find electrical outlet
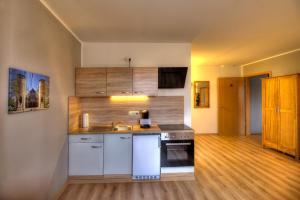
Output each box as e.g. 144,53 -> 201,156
128,110 -> 140,116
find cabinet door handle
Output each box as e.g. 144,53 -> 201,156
81,138 -> 90,140
91,145 -> 102,148
120,136 -> 131,139
158,136 -> 161,148
121,91 -> 131,94
96,91 -> 105,94
134,91 -> 144,94
166,143 -> 191,146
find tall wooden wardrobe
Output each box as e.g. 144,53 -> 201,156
262,74 -> 299,159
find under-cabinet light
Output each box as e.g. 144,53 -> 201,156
110,96 -> 149,101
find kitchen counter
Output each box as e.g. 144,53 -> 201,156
69,125 -> 161,135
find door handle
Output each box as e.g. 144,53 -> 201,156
120,136 -> 131,139
91,145 -> 102,148
96,91 -> 105,94
80,138 -> 91,141
166,143 -> 191,146
158,136 -> 161,148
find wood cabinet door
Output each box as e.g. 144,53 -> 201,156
277,75 -> 297,155
262,78 -> 279,149
133,67 -> 158,96
218,77 -> 245,136
107,68 -> 132,96
75,68 -> 107,97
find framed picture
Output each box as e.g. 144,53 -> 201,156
8,68 -> 50,113
194,81 -> 209,108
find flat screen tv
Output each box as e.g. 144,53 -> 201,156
158,67 -> 188,89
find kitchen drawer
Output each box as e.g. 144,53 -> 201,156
69,134 -> 104,143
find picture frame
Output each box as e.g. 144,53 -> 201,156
8,67 -> 50,113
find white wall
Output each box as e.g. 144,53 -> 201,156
243,50 -> 300,77
191,65 -> 241,134
0,1 -> 81,199
82,42 -> 192,126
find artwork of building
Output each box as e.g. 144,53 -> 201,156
8,68 -> 49,113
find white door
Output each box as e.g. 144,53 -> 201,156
69,143 -> 103,176
104,134 -> 132,175
132,134 -> 161,178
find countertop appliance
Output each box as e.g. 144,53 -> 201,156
140,109 -> 151,128
158,67 -> 188,89
159,124 -> 194,167
132,134 -> 161,180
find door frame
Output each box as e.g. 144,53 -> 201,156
245,72 -> 272,136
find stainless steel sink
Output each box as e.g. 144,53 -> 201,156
112,125 -> 132,131
88,126 -> 114,132
88,124 -> 132,132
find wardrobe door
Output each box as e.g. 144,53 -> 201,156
277,75 -> 297,155
262,78 -> 279,149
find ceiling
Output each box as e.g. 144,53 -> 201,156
42,0 -> 300,66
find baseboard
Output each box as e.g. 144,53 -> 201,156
195,132 -> 218,135
161,172 -> 195,181
68,172 -> 195,184
250,133 -> 262,135
53,180 -> 69,200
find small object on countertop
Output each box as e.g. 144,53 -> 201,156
82,113 -> 89,128
140,119 -> 151,128
140,109 -> 151,128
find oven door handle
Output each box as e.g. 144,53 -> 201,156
166,143 -> 191,146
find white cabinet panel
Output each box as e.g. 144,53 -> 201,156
69,134 -> 103,143
132,134 -> 161,179
69,142 -> 103,176
104,134 -> 132,175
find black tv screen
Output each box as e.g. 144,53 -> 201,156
158,67 -> 188,89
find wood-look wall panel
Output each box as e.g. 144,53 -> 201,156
69,96 -> 184,128
68,97 -> 82,132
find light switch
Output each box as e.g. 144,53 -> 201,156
128,111 -> 140,116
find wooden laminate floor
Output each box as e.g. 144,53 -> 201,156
58,135 -> 300,200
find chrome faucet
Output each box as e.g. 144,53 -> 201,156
112,121 -> 125,128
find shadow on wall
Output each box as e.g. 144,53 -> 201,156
47,136 -> 69,200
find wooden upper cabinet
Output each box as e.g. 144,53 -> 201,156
277,75 -> 297,155
75,68 -> 107,97
133,67 -> 158,96
107,68 -> 133,96
262,78 -> 279,149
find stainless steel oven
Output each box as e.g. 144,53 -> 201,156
160,131 -> 194,167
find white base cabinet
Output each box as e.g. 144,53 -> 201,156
104,134 -> 132,175
69,135 -> 104,176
